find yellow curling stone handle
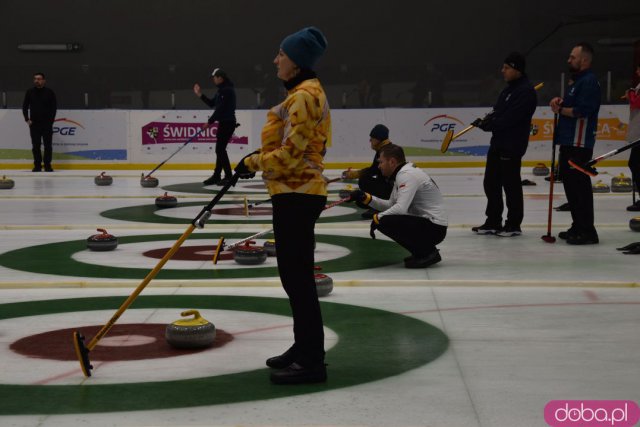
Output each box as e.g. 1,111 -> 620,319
171,309 -> 211,327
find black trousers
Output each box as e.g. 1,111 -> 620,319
629,145 -> 640,194
213,121 -> 235,178
377,215 -> 447,257
483,148 -> 524,228
29,123 -> 53,168
560,145 -> 596,234
271,192 -> 327,366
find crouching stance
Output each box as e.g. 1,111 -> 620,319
350,144 -> 448,268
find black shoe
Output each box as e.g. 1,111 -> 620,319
566,232 -> 599,245
32,167 -> 41,172
266,347 -> 297,369
521,179 -> 536,186
270,362 -> 327,385
558,227 -> 577,240
496,225 -> 522,237
627,201 -> 640,212
555,202 -> 570,212
202,175 -> 221,186
44,166 -> 54,172
361,208 -> 376,219
472,223 -> 501,235
404,250 -> 441,268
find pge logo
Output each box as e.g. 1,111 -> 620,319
53,118 -> 85,136
424,114 -> 464,134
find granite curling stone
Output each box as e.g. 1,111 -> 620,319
263,239 -> 276,256
592,180 -> 610,193
165,310 -> 216,349
155,192 -> 178,208
532,163 -> 550,177
630,217 -> 640,232
94,172 -> 113,186
234,241 -> 267,265
314,266 -> 333,297
87,228 -> 118,251
140,173 -> 159,188
0,175 -> 15,190
611,173 -> 633,193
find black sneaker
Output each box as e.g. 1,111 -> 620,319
44,166 -> 54,172
558,227 -> 577,240
202,175 -> 221,186
555,202 -> 570,212
404,250 -> 441,268
627,201 -> 640,212
496,226 -> 522,237
32,167 -> 41,172
566,232 -> 599,245
270,362 -> 327,385
266,347 -> 297,369
472,223 -> 501,235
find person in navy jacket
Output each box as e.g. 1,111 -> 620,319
550,42 -> 601,244
471,52 -> 537,237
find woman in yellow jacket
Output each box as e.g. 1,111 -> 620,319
235,27 -> 330,385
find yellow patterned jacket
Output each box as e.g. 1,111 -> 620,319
244,77 -> 331,196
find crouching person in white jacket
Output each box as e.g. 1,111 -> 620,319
349,144 -> 448,268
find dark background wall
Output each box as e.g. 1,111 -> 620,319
1,0 -> 639,108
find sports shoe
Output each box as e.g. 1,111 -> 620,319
496,226 -> 522,237
627,201 -> 640,212
404,250 -> 441,268
32,167 -> 41,172
270,362 -> 327,385
566,232 -> 599,245
266,347 -> 297,369
554,202 -> 570,212
558,227 -> 577,240
202,175 -> 221,186
472,223 -> 501,235
44,166 -> 54,172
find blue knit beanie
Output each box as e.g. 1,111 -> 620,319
280,27 -> 328,69
369,124 -> 389,141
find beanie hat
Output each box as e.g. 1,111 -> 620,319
211,68 -> 227,79
369,124 -> 389,141
504,52 -> 526,73
280,27 -> 328,69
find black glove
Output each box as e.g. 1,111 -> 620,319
471,118 -> 483,128
234,151 -> 258,179
369,217 -> 378,239
349,189 -> 370,203
472,112 -> 494,131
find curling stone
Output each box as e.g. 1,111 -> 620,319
140,173 -> 159,188
0,175 -> 15,190
631,217 -> 640,232
592,180 -> 610,193
165,310 -> 216,349
611,173 -> 633,193
263,239 -> 276,256
314,266 -> 333,297
532,163 -> 550,177
94,171 -> 113,186
155,192 -> 178,208
338,184 -> 354,200
86,228 -> 118,251
234,241 -> 267,265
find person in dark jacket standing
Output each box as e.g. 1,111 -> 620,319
194,68 -> 237,186
550,42 -> 601,245
471,52 -> 537,236
341,124 -> 394,218
22,72 -> 57,172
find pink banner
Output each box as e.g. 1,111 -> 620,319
141,122 -> 247,145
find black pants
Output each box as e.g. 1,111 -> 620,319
377,215 -> 447,257
560,145 -> 596,234
629,145 -> 640,194
271,192 -> 327,366
213,121 -> 235,179
483,148 -> 523,228
29,123 -> 53,169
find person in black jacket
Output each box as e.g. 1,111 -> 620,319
471,52 -> 537,236
194,68 -> 237,186
22,72 -> 57,172
341,124 -> 394,218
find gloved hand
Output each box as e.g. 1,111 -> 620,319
369,214 -> 379,239
348,189 -> 370,204
234,151 -> 259,179
471,118 -> 483,128
342,169 -> 359,180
